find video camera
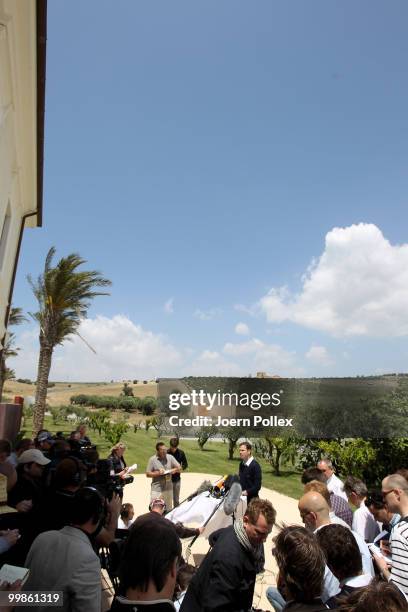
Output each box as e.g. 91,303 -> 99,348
89,459 -> 134,500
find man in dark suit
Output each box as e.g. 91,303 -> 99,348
238,441 -> 262,504
167,437 -> 188,507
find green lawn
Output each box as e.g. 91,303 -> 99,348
22,416 -> 303,500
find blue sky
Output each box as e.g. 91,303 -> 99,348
10,0 -> 408,380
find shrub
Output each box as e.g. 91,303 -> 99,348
70,394 -> 89,406
121,382 -> 134,397
102,421 -> 129,446
50,406 -> 61,425
87,410 -> 111,435
140,396 -> 157,415
118,397 -> 140,412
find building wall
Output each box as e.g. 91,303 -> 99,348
0,0 -> 40,347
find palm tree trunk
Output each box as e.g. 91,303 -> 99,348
32,342 -> 53,436
0,352 -> 5,402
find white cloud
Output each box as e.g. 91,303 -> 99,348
235,322 -> 250,336
185,350 -> 242,376
223,338 -> 303,376
234,303 -> 258,316
259,223 -> 408,337
224,338 -> 264,356
164,298 -> 174,314
194,308 -> 222,321
305,345 -> 333,366
10,315 -> 183,381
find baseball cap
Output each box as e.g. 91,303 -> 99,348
18,449 -> 51,466
37,431 -> 53,443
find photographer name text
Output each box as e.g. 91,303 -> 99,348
168,415 -> 293,427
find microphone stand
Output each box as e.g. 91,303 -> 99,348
165,475 -> 224,516
185,496 -> 226,562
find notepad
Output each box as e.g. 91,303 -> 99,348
0,564 -> 29,585
124,463 -> 138,475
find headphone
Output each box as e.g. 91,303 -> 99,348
149,498 -> 167,512
57,456 -> 87,486
73,486 -> 105,526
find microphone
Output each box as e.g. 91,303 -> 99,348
212,475 -> 228,495
224,481 -> 242,516
187,480 -> 213,502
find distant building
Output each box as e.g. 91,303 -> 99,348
0,0 -> 46,359
256,372 -> 281,379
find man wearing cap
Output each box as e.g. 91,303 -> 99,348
36,431 -> 54,457
8,449 -> 50,513
3,450 -> 50,565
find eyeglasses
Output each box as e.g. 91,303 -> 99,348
382,489 -> 394,500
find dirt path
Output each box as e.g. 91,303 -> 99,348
122,472 -> 301,610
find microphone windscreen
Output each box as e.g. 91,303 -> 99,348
197,480 -> 213,495
224,474 -> 240,491
187,480 -> 213,501
224,482 -> 242,515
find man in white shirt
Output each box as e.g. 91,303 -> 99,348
344,476 -> 380,543
303,480 -> 350,529
298,491 -> 374,579
317,458 -> 348,501
315,523 -> 372,608
266,490 -> 341,612
373,474 -> 408,596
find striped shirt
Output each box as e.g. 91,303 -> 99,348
390,519 -> 408,595
330,492 -> 353,527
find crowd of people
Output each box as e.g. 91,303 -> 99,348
0,430 -> 407,611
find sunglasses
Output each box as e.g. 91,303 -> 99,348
381,489 -> 394,500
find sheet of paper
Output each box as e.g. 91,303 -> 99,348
0,564 -> 29,585
368,543 -> 391,563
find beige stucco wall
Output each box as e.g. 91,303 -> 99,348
0,0 -> 39,346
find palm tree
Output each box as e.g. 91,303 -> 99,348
0,307 -> 28,401
28,247 -> 111,435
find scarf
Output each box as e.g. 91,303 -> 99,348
234,518 -> 265,573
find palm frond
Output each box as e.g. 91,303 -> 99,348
29,247 -> 111,347
8,307 -> 28,327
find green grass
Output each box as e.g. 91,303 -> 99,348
21,416 -> 303,500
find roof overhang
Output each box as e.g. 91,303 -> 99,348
35,0 -> 46,228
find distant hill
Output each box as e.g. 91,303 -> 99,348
3,380 -> 158,406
